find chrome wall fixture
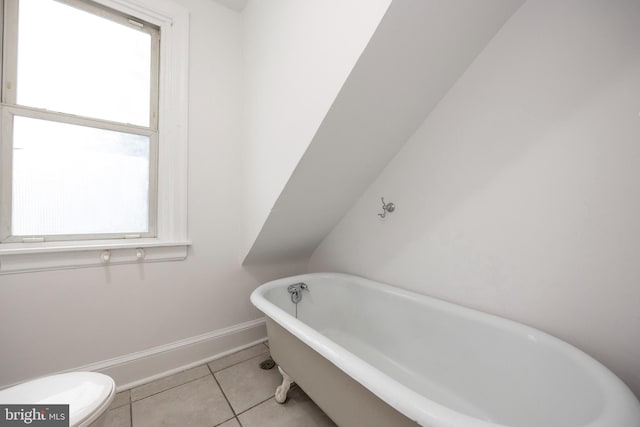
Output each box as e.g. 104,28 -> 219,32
287,282 -> 309,319
378,197 -> 396,219
287,282 -> 309,304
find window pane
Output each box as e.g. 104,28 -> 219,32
12,116 -> 150,236
17,0 -> 152,126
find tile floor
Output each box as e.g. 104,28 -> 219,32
102,343 -> 336,427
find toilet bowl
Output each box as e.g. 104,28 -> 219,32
0,372 -> 115,427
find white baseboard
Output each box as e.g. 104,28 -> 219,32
69,318 -> 267,391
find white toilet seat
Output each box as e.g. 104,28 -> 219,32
0,372 -> 115,427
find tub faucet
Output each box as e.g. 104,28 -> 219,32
287,282 -> 309,304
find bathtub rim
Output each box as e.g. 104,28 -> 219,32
250,272 -> 640,427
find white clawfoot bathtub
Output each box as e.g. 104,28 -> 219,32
250,273 -> 640,427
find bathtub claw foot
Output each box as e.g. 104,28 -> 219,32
275,366 -> 293,403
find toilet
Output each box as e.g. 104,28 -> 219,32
0,372 -> 115,427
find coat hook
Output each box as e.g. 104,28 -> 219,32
378,197 -> 396,219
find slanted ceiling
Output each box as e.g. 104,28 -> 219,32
243,0 -> 525,264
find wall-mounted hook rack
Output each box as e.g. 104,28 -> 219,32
378,197 -> 396,219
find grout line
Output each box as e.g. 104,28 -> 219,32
209,348 -> 271,375
127,346 -> 274,425
129,392 -> 133,427
212,415 -> 237,427
131,371 -> 212,403
235,395 -> 275,417
232,381 -> 301,418
129,365 -> 211,396
209,363 -> 238,417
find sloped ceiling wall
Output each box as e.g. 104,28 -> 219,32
243,0 -> 525,264
241,0 -> 392,260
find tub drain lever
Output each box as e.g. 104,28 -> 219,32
287,282 -> 309,304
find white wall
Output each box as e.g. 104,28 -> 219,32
310,0 -> 640,398
243,0 -> 524,265
241,0 -> 391,259
0,0 -> 304,388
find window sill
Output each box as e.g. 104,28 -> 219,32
0,238 -> 191,274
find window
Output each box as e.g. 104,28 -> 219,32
0,0 -> 190,273
2,0 -> 159,242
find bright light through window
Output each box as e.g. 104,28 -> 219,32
17,0 -> 152,126
12,116 -> 150,236
1,0 -> 159,242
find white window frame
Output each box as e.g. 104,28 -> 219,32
0,0 -> 190,273
1,0 -> 161,243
